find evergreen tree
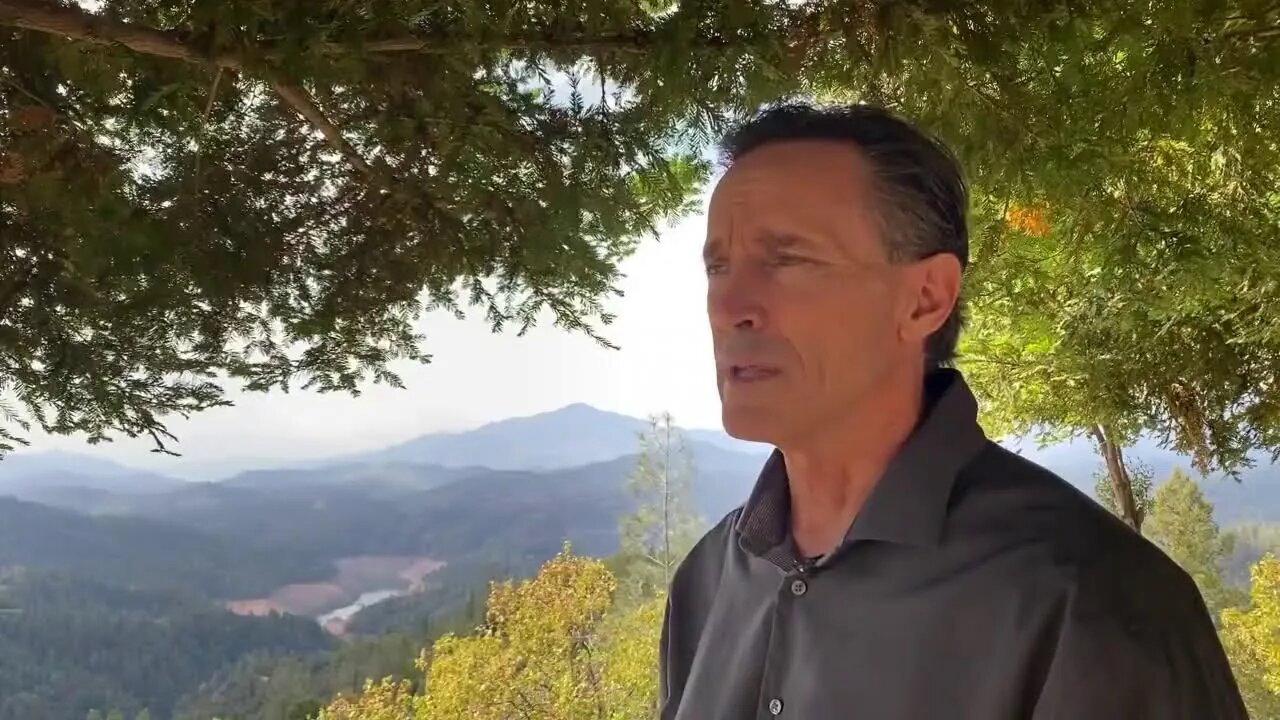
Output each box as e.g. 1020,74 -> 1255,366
617,412 -> 702,599
4,0 -> 1280,464
1144,469 -> 1241,617
0,568 -> 333,720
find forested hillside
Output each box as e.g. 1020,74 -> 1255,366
0,569 -> 334,720
175,600 -> 493,720
0,409 -> 754,719
0,497 -> 331,598
174,635 -> 422,720
3,444 -> 758,570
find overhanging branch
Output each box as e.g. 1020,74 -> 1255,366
0,1 -> 381,181
271,80 -> 373,177
0,0 -> 243,68
0,0 -> 670,62
349,35 -> 660,55
0,0 -> 790,190
0,0 -> 771,64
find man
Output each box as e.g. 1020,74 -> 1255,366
659,104 -> 1247,719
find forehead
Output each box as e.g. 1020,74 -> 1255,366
708,139 -> 875,222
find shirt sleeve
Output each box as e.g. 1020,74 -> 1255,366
1031,566 -> 1248,720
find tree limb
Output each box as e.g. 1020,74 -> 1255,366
201,67 -> 224,118
0,0 -> 770,65
0,2 -> 371,178
0,0 -> 666,62
0,0 -> 243,68
270,80 -> 373,177
0,0 -> 606,182
0,71 -> 56,111
1092,423 -> 1143,531
190,67 -> 224,190
349,35 -> 660,55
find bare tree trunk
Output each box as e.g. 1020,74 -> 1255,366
662,415 -> 672,587
1090,424 -> 1144,532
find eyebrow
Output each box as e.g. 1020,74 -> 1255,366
703,231 -> 814,262
702,236 -> 726,262
759,231 -> 812,251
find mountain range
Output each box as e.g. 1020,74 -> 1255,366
0,405 -> 771,614
5,402 -> 1280,538
330,403 -> 769,471
0,404 -> 770,486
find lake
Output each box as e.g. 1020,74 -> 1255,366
317,588 -> 401,625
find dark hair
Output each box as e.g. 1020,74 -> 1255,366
719,103 -> 969,368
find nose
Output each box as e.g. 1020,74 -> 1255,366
707,270 -> 766,332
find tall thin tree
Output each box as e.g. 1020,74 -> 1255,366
618,412 -> 702,595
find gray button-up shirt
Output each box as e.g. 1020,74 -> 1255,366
660,370 -> 1246,719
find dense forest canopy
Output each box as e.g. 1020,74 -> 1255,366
0,567 -> 334,720
3,0 -> 1279,471
0,496 -> 333,597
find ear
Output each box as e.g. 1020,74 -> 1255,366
898,254 -> 962,345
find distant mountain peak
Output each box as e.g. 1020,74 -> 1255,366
323,400 -> 766,473
0,451 -> 183,492
519,402 -> 626,421
0,450 -> 134,476
558,402 -> 597,412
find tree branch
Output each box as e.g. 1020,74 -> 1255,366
270,80 -> 373,177
0,2 -> 378,179
0,0 -> 665,62
0,0 -> 622,184
0,0 -> 769,66
0,0 -> 243,68
349,35 -> 661,55
1221,20 -> 1280,41
190,67 -> 223,190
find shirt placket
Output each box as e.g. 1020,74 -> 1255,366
755,557 -> 813,719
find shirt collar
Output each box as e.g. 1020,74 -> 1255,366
734,369 -> 988,564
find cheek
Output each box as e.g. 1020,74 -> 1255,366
782,285 -> 898,366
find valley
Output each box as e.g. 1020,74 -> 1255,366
0,404 -> 766,720
7,403 -> 1280,719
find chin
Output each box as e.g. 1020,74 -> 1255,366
720,405 -> 780,444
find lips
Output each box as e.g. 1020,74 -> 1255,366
728,364 -> 781,382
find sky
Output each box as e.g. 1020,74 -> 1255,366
17,193 -> 727,477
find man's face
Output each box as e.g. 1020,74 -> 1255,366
704,140 -> 948,446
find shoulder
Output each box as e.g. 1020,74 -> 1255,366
670,507 -> 740,600
950,442 -> 1201,618
662,508 -> 740,673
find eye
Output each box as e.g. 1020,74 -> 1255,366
771,254 -> 810,267
704,260 -> 728,276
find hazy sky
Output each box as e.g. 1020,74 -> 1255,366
20,192 -> 726,476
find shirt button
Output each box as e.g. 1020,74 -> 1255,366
768,697 -> 784,715
790,579 -> 808,596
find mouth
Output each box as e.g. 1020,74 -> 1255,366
727,364 -> 782,383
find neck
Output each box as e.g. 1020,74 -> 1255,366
782,365 -> 926,557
